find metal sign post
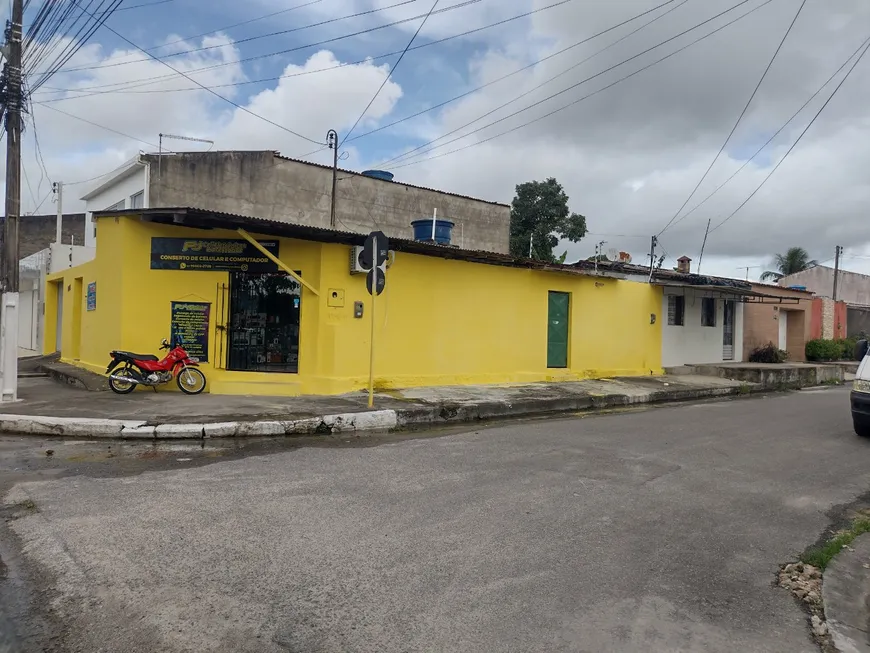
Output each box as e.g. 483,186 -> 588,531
362,231 -> 388,408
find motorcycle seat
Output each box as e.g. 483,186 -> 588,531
112,351 -> 159,362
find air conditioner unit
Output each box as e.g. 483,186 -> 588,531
349,245 -> 396,274
350,246 -> 367,274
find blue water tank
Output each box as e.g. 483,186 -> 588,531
411,219 -> 455,245
361,169 -> 394,182
788,285 -> 807,291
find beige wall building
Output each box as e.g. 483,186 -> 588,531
742,284 -> 814,361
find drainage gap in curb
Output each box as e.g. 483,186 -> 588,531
778,492 -> 870,652
776,561 -> 829,648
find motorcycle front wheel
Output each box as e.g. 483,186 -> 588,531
177,367 -> 206,395
109,367 -> 137,394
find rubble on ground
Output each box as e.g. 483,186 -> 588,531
778,562 -> 831,647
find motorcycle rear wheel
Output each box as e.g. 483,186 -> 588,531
177,367 -> 206,395
109,367 -> 137,394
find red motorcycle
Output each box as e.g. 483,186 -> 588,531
106,338 -> 206,395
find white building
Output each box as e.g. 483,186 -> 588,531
81,155 -> 149,247
592,257 -> 748,369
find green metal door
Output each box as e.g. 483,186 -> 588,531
547,291 -> 570,368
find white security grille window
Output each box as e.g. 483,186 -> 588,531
105,200 -> 125,211
667,295 -> 685,326
130,191 -> 144,209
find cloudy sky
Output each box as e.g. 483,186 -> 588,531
11,0 -> 870,281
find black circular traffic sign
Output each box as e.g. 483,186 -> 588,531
366,267 -> 385,296
361,231 -> 389,270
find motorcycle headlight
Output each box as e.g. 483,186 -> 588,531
855,380 -> 870,394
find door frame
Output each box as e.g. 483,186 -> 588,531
723,299 -> 735,361
547,291 -> 570,369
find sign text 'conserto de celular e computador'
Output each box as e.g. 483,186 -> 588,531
150,238 -> 280,273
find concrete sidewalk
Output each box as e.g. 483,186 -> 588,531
0,374 -> 758,439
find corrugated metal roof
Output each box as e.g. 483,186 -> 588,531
578,260 -> 754,291
93,207 -> 597,275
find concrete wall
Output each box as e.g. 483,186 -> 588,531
661,288 -> 744,367
742,285 -> 813,361
46,215 -> 662,396
848,306 -> 870,338
19,213 -> 86,258
145,152 -> 511,254
781,266 -> 870,305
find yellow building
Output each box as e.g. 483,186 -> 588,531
45,208 -> 663,396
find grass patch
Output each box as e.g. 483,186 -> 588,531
801,516 -> 870,570
737,383 -> 752,396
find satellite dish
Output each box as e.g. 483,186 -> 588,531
607,248 -> 619,261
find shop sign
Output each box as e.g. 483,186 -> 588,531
86,282 -> 96,311
170,301 -> 210,362
151,238 -> 280,272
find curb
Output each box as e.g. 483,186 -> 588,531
0,384 -> 753,440
821,532 -> 870,653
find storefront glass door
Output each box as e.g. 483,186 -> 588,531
227,272 -> 301,373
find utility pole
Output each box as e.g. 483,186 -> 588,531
54,181 -> 63,244
833,245 -> 842,300
697,218 -> 712,275
0,0 -> 22,402
327,129 -> 338,229
648,235 -> 657,283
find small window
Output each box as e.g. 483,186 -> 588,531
130,191 -> 144,209
701,297 -> 716,327
667,295 -> 685,326
105,200 -> 125,211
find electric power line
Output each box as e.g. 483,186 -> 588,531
41,0 -> 322,78
342,0 -> 441,145
708,38 -> 870,234
48,0 -> 479,85
32,0 -> 578,104
657,0 -> 808,237
345,0 -> 687,146
372,0 -> 773,173
64,0 -> 325,145
36,102 -> 164,149
115,0 -> 173,10
377,0 -> 763,170
662,31 -> 870,234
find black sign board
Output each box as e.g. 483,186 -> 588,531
366,267 -> 385,296
360,231 -> 389,270
151,238 -> 280,273
170,302 -> 210,362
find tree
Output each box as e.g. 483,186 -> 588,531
759,247 -> 818,282
509,178 -> 587,262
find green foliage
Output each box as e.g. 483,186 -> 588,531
760,247 -> 818,282
802,517 -> 870,571
805,338 -> 845,361
509,178 -> 587,262
748,343 -> 788,364
837,337 -> 859,361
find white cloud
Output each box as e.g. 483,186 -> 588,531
18,43 -> 403,211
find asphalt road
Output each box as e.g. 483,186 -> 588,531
2,387 -> 869,652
